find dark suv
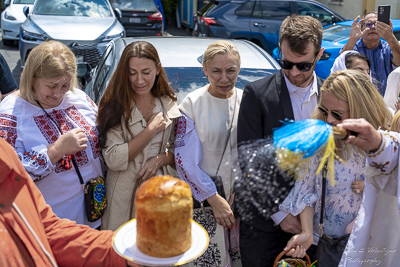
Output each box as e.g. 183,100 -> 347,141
193,0 -> 345,54
110,0 -> 163,37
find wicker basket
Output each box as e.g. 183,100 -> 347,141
273,250 -> 311,267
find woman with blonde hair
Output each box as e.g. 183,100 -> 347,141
390,110 -> 400,132
175,40 -> 242,266
280,70 -> 392,262
0,40 -> 103,228
97,41 -> 181,231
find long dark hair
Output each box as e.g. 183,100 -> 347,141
97,41 -> 176,148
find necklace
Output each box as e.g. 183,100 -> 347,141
139,98 -> 154,119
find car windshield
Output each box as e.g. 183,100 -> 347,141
34,0 -> 112,17
323,24 -> 351,42
165,67 -> 278,103
110,0 -> 156,10
13,0 -> 35,4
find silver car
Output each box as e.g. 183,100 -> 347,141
19,0 -> 125,68
84,36 -> 280,104
1,0 -> 35,46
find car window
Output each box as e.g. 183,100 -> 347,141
34,0 -> 112,17
297,2 -> 340,26
197,1 -> 228,16
93,44 -> 114,103
165,67 -> 277,103
110,0 -> 157,11
323,24 -> 350,42
13,0 -> 35,4
235,1 -> 255,18
253,1 -> 290,20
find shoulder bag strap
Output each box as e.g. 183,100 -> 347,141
35,100 -> 85,190
319,164 -> 328,236
215,89 -> 237,176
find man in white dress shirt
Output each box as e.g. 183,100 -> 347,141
236,15 -> 325,266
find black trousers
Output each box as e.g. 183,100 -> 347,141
239,221 -> 293,267
240,221 -> 317,267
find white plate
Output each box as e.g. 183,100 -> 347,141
113,219 -> 209,266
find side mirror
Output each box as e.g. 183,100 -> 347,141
77,62 -> 92,88
114,8 -> 122,20
23,6 -> 30,17
4,0 -> 11,8
331,16 -> 339,24
77,62 -> 91,78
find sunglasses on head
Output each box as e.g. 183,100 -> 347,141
277,50 -> 320,72
362,22 -> 376,28
318,106 -> 344,121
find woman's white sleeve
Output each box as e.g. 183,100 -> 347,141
175,113 -> 217,202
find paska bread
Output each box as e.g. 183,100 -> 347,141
135,175 -> 193,257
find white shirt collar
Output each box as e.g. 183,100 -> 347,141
284,72 -> 319,100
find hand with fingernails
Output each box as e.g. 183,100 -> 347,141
207,193 -> 236,229
284,231 -> 313,258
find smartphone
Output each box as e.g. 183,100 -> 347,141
378,5 -> 391,25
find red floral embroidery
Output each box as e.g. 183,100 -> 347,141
65,106 -> 100,158
34,107 -> 93,173
175,116 -> 187,148
86,95 -> 97,109
176,152 -> 200,195
0,113 -> 17,147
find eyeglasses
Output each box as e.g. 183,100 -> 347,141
362,22 -> 377,28
277,50 -> 320,72
318,106 -> 345,121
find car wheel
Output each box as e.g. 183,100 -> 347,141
2,38 -> 15,46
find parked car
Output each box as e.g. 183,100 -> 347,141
272,19 -> 400,79
84,36 -> 280,104
110,0 -> 163,37
19,0 -> 125,69
1,0 -> 35,46
192,0 -> 345,54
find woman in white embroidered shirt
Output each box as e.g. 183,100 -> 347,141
0,41 -> 103,228
175,40 -> 243,266
97,41 -> 181,231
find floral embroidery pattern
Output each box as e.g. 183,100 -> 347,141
192,209 -> 222,267
21,151 -> 50,182
65,106 -> 100,158
175,116 -> 186,148
0,113 -> 17,147
175,152 -> 201,195
34,107 -> 92,173
86,95 -> 97,109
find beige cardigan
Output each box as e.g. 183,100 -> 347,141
100,96 -> 181,231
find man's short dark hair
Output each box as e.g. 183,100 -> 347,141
345,52 -> 371,71
279,15 -> 323,55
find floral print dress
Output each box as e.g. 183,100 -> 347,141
280,150 -> 366,243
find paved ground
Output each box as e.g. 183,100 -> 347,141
0,24 -> 192,86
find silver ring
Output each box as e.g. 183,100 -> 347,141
356,189 -> 360,194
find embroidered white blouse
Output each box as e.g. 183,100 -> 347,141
0,90 -> 103,228
340,131 -> 400,267
175,86 -> 243,202
280,150 -> 366,243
